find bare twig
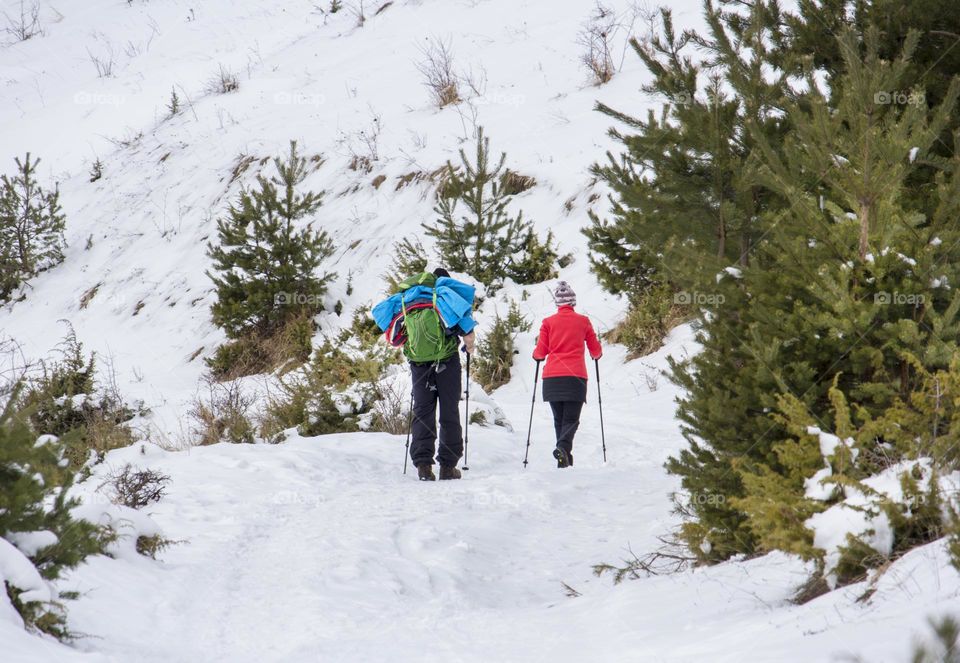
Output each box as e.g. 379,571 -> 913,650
416,36 -> 461,108
3,0 -> 43,42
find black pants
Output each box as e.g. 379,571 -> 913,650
549,401 -> 583,454
410,354 -> 463,467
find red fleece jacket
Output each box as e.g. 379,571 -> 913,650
532,306 -> 602,379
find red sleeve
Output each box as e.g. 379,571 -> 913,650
532,319 -> 549,360
585,318 -> 602,359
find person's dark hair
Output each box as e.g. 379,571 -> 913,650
433,268 -> 450,278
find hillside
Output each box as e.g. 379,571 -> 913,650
2,0 -> 960,661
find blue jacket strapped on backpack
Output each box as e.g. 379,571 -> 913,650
372,276 -> 476,335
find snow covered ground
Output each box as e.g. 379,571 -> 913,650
3,0 -> 960,660
6,326 -> 960,662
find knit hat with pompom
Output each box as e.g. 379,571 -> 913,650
553,281 -> 576,307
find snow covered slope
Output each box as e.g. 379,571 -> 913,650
1,0 -> 697,441
3,0 -> 960,661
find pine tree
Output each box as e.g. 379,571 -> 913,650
167,87 -> 180,116
424,127 -> 557,288
668,27 -> 960,561
1,385 -> 111,638
19,331 -> 139,468
384,237 -> 428,293
0,153 -> 66,301
783,0 -> 960,220
208,141 -> 335,341
509,229 -> 561,285
472,301 -> 531,392
585,1 -> 790,301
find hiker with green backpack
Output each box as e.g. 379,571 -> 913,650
372,268 -> 476,481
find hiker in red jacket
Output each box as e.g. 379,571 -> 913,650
532,281 -> 602,468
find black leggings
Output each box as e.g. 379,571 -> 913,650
549,401 -> 583,454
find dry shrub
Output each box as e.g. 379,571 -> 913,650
416,36 -> 461,108
369,379 -> 410,435
189,376 -> 255,445
207,64 -> 239,94
100,464 -> 170,509
3,1 -> 43,42
578,3 -> 617,85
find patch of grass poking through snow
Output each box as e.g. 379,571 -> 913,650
499,170 -> 537,196
468,410 -> 487,426
136,534 -> 183,560
603,285 -> 688,359
560,582 -> 582,598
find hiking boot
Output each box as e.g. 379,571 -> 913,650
417,464 -> 436,481
553,447 -> 571,468
439,465 -> 462,480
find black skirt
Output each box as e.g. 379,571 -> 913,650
542,376 -> 587,403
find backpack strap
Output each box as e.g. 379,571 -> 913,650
385,301 -> 433,347
432,290 -> 443,358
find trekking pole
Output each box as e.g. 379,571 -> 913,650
463,351 -> 471,471
595,358 -> 607,463
522,360 -> 542,468
403,391 -> 413,475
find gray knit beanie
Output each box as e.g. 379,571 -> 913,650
553,281 -> 577,307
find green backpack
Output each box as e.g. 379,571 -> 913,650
396,273 -> 459,363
